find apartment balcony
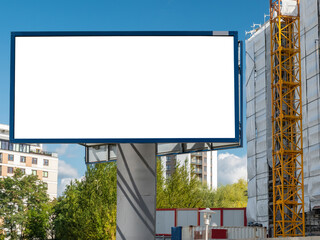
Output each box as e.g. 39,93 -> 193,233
191,159 -> 202,165
193,169 -> 202,174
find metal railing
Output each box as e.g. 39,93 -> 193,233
194,169 -> 202,174
191,159 -> 202,165
29,149 -> 58,157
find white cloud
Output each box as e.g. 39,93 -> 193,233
58,160 -> 78,179
55,144 -> 70,156
58,160 -> 81,196
58,178 -> 73,196
217,153 -> 247,185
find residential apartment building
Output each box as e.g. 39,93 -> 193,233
161,151 -> 217,189
0,124 -> 58,199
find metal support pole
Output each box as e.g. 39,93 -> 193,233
116,143 -> 157,240
205,224 -> 209,240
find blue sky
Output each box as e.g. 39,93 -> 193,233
0,0 -> 269,194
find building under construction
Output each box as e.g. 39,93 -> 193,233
246,0 -> 320,236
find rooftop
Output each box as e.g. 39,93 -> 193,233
0,123 -> 58,158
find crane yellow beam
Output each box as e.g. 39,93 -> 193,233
270,0 -> 305,237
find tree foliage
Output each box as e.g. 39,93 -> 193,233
24,200 -> 56,240
0,158 -> 247,239
210,179 -> 247,208
157,160 -> 209,208
0,169 -> 49,240
156,160 -> 247,209
54,162 -> 117,240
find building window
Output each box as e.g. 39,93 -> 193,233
32,158 -> 38,165
0,165 -> 2,176
204,157 -> 207,163
7,167 -> 14,174
32,170 -> 37,176
8,143 -> 13,151
20,156 -> 26,163
14,144 -> 19,152
1,141 -> 9,150
18,144 -> 29,153
43,171 -> 48,178
0,153 -> 2,163
43,159 -> 49,166
20,168 -> 25,174
204,166 -> 207,172
43,182 -> 48,188
8,154 -> 14,161
166,165 -> 171,171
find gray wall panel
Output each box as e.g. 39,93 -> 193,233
256,154 -> 268,175
247,140 -> 256,157
177,210 -> 198,227
308,100 -> 320,127
306,51 -> 318,79
307,76 -> 319,102
223,210 -> 244,227
248,177 -> 257,198
247,156 -> 256,181
246,115 -> 256,141
305,26 -> 319,56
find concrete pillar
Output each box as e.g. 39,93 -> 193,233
116,143 -> 157,240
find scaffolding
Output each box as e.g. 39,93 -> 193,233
270,0 -> 305,237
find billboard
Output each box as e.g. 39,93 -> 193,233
10,31 -> 241,143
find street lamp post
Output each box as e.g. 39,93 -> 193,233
199,208 -> 216,240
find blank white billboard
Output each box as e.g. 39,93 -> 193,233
11,32 -> 238,143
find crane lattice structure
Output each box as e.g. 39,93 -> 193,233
270,0 -> 305,237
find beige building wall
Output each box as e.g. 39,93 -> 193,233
37,170 -> 43,180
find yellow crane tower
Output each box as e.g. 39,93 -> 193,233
270,0 -> 305,237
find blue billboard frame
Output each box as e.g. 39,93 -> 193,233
10,31 -> 242,144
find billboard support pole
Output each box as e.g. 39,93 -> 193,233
116,143 -> 157,240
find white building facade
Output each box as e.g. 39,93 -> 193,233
161,151 -> 218,189
0,124 -> 58,199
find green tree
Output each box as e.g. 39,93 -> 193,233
54,162 -> 117,240
54,159 -> 247,239
157,160 -> 210,208
210,179 -> 248,208
24,200 -> 56,240
156,159 -> 247,209
0,169 -> 49,240
156,159 -> 166,206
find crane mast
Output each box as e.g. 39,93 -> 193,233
270,0 -> 305,237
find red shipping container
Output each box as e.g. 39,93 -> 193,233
211,229 -> 227,239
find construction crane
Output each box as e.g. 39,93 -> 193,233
270,0 -> 305,237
